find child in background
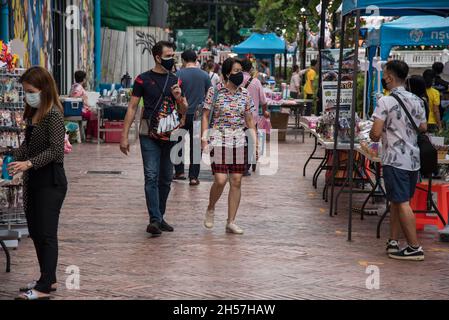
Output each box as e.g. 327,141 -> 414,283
69,71 -> 98,142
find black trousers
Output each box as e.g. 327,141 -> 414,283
175,114 -> 201,179
26,164 -> 67,294
305,94 -> 314,116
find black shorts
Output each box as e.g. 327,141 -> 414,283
383,165 -> 419,203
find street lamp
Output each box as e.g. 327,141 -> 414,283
299,7 -> 309,71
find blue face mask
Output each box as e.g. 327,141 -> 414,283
25,92 -> 41,109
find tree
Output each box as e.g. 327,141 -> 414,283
167,0 -> 256,45
253,0 -> 343,43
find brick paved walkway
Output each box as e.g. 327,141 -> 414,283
1,134 -> 449,300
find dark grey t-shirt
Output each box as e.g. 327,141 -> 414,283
177,67 -> 212,115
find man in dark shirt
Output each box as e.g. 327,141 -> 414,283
173,50 -> 211,185
120,41 -> 188,237
432,62 -> 449,92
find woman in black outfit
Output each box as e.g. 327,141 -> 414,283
11,66 -> 67,300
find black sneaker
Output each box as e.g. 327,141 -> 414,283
389,246 -> 424,261
146,221 -> 162,237
386,239 -> 400,254
173,173 -> 187,180
160,220 -> 174,232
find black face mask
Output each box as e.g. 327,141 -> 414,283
160,57 -> 175,71
229,72 -> 244,87
381,78 -> 389,91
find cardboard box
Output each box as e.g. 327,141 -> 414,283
270,111 -> 289,141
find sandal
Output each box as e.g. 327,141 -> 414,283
19,280 -> 57,292
15,290 -> 51,300
173,173 -> 187,180
189,178 -> 200,186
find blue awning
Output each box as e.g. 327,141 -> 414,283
379,15 -> 449,58
233,33 -> 286,55
342,0 -> 449,17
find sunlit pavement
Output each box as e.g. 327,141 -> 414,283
1,134 -> 448,300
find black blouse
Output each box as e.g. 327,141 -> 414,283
13,107 -> 65,169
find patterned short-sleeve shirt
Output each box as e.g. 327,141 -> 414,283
373,86 -> 426,171
203,86 -> 255,147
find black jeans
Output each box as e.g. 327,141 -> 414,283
27,164 -> 67,294
305,94 -> 314,116
175,114 -> 201,179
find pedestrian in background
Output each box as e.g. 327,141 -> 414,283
432,62 -> 449,92
423,69 -> 442,132
173,50 -> 211,185
12,66 -> 67,300
289,65 -> 301,99
207,60 -> 221,89
405,75 -> 429,127
304,59 -> 318,115
241,58 -> 268,176
69,70 -> 98,142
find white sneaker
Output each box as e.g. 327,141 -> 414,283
204,209 -> 214,229
226,222 -> 244,235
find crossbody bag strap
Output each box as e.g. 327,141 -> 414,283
143,73 -> 171,129
390,93 -> 420,134
245,77 -> 253,89
208,87 -> 219,127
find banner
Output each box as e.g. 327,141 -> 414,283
321,48 -> 355,112
176,29 -> 209,51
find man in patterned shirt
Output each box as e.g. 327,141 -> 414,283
370,60 -> 427,261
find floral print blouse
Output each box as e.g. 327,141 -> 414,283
203,86 -> 254,147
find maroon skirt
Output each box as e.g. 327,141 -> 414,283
210,146 -> 248,174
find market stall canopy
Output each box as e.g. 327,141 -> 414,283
101,0 -> 150,31
379,16 -> 449,59
233,33 -> 286,55
342,0 -> 449,17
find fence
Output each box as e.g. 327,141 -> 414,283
101,27 -> 169,84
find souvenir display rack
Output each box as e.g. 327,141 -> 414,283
0,67 -> 26,257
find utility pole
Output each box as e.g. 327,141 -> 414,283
208,3 -> 212,38
302,17 -> 307,70
317,0 -> 329,115
215,0 -> 219,45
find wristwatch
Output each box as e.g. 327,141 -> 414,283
26,160 -> 33,169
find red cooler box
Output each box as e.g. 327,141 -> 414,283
104,121 -> 124,143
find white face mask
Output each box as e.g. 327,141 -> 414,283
25,92 -> 41,109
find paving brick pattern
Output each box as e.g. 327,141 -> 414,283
1,135 -> 449,300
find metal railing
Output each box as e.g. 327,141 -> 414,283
175,49 -> 449,69
284,49 -> 449,68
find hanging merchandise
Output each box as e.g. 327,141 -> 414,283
0,66 -> 26,234
0,41 -> 20,72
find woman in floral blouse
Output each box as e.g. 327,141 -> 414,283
201,58 -> 257,234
